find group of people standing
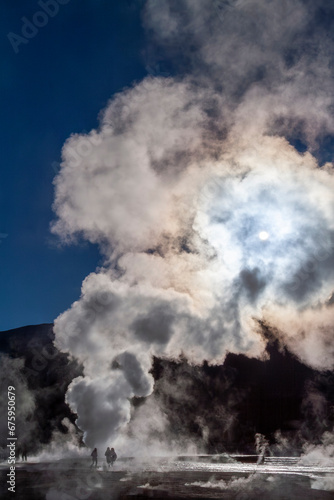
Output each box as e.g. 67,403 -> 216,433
90,447 -> 117,468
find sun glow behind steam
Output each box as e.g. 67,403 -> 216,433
259,231 -> 269,240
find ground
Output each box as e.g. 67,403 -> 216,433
1,457 -> 334,499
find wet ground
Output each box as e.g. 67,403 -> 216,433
1,456 -> 334,499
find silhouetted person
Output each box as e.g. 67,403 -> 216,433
105,447 -> 112,467
255,433 -> 269,465
110,447 -> 117,466
21,444 -> 27,462
90,448 -> 98,468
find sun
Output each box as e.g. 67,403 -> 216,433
259,231 -> 269,241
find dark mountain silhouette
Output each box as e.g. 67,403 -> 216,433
0,324 -> 83,455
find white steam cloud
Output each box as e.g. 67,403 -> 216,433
52,0 -> 334,449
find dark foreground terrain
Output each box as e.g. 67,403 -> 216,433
1,457 -> 334,500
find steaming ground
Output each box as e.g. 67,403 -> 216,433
1,456 -> 334,499
49,0 -> 334,454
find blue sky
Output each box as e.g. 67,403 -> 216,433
2,0 -> 334,334
0,0 -> 147,331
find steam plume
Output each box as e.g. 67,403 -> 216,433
52,0 -> 334,449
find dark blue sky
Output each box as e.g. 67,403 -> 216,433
2,1 -> 334,333
0,0 -> 148,331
